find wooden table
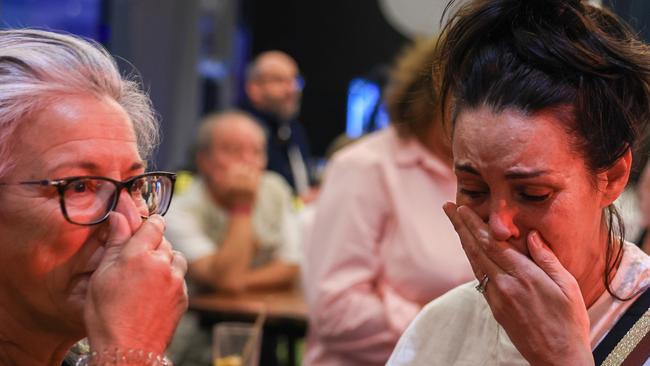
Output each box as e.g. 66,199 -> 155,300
189,287 -> 308,366
190,286 -> 308,323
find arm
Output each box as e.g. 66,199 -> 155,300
243,260 -> 299,289
185,165 -> 255,292
189,172 -> 300,292
166,170 -> 258,292
187,212 -> 256,293
240,182 -> 301,290
304,154 -> 412,363
189,220 -> 299,292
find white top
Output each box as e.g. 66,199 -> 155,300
387,243 -> 650,366
165,173 -> 301,266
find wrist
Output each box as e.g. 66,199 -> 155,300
77,347 -> 172,366
571,348 -> 595,366
533,346 -> 594,366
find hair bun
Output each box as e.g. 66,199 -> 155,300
517,0 -> 582,13
487,0 -> 585,31
437,0 -> 650,186
443,0 -> 620,81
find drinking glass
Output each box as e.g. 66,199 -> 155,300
212,322 -> 262,366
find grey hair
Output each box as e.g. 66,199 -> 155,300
195,109 -> 266,153
0,29 -> 159,178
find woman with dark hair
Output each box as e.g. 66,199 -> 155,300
388,0 -> 650,365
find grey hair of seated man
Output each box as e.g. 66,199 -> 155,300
195,110 -> 267,154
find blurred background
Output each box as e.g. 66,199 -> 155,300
1,0 -> 648,171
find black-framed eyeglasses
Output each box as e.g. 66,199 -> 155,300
257,74 -> 305,91
0,171 -> 176,226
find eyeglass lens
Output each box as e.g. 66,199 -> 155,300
62,174 -> 173,225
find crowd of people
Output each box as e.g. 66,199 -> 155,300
0,0 -> 648,365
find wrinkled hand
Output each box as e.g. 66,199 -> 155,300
84,213 -> 188,354
443,202 -> 593,366
218,164 -> 261,210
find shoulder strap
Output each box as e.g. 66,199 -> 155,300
621,329 -> 649,366
593,288 -> 650,365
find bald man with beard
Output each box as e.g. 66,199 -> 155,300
242,51 -> 314,196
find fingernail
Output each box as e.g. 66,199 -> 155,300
148,214 -> 165,231
529,231 -> 540,247
456,205 -> 472,220
97,225 -> 109,242
442,201 -> 455,216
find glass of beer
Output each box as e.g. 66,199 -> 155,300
212,322 -> 262,366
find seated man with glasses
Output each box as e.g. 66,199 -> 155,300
0,29 -> 187,366
241,51 -> 315,198
166,110 -> 301,294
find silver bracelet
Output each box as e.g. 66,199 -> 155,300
74,347 -> 173,366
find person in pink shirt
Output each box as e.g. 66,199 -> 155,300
301,38 -> 474,365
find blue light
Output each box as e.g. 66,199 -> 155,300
376,103 -> 390,130
1,0 -> 104,42
346,77 -> 384,138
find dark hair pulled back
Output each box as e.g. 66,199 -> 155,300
437,0 -> 650,299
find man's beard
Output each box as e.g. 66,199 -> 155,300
264,97 -> 300,121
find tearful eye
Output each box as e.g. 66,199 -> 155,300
459,188 -> 487,199
520,192 -> 551,202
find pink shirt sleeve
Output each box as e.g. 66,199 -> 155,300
303,153 -> 420,363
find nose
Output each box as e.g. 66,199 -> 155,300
114,189 -> 144,233
241,151 -> 255,165
488,200 -> 520,242
240,149 -> 263,168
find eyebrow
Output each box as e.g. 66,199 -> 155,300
50,161 -> 145,175
455,163 -> 550,180
503,169 -> 550,180
455,163 -> 481,176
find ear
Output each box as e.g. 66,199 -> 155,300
598,148 -> 632,208
245,80 -> 261,105
196,150 -> 210,177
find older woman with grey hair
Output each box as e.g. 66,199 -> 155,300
0,29 -> 187,365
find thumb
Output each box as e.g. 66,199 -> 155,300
101,212 -> 131,263
527,231 -> 578,294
